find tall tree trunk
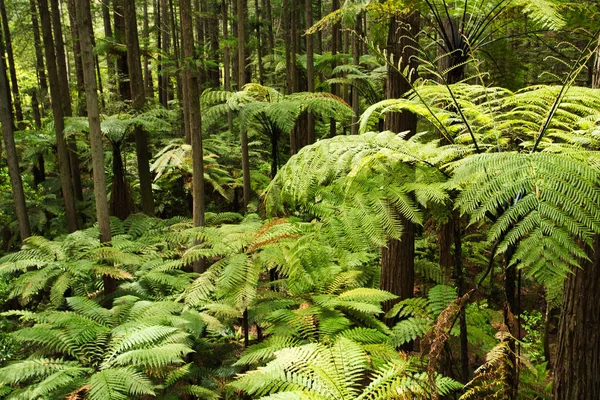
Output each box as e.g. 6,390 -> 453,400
255,0 -> 264,84
350,14 -> 361,136
75,0 -> 113,293
67,0 -> 86,116
30,90 -> 46,187
113,0 -> 130,100
553,236 -> 600,399
50,0 -> 83,202
222,0 -> 232,130
329,0 -> 339,138
30,0 -> 48,107
305,0 -> 314,145
206,0 -> 220,87
553,52 -> 600,398
142,0 -> 153,97
159,0 -> 171,107
262,0 -> 273,56
169,0 -> 183,106
0,34 -> 30,240
180,0 -> 205,269
380,12 -> 419,328
237,0 -> 250,213
122,0 -> 155,216
38,0 -> 78,232
0,0 -> 23,122
102,0 -> 116,96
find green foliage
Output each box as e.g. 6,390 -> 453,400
0,296 -> 207,399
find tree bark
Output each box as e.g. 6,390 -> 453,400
0,0 -> 23,122
30,0 -> 48,107
38,0 -> 78,232
75,0 -> 113,293
102,0 -> 116,96
329,0 -> 339,138
67,0 -> 86,116
553,236 -> 600,399
380,12 -> 419,329
50,0 -> 83,202
122,0 -> 155,216
113,0 -> 130,100
0,34 -> 30,240
350,14 -> 361,136
180,0 -> 205,245
305,0 -> 314,145
237,0 -> 250,213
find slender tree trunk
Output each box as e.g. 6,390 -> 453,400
67,0 -> 86,116
123,0 -> 155,216
38,0 -> 78,232
75,0 -> 113,292
350,14 -> 361,135
160,0 -> 171,106
0,0 -> 23,122
263,0 -> 273,56
50,0 -> 83,202
207,0 -> 220,87
30,0 -> 48,107
255,0 -> 264,84
237,0 -> 250,212
102,0 -> 116,95
180,0 -> 205,268
113,0 -> 130,100
143,0 -> 153,97
380,12 -> 419,329
305,0 -> 314,145
329,0 -> 339,138
222,0 -> 233,130
0,35 -> 30,240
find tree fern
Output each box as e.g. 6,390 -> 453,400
0,296 -> 205,399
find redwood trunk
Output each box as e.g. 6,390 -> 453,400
0,0 -> 23,122
380,13 -> 419,324
38,0 -> 79,232
0,34 -> 30,240
553,236 -> 600,399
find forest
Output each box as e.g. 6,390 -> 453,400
0,0 -> 599,398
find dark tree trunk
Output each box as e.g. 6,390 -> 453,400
380,12 -> 419,330
30,91 -> 46,187
237,0 -> 250,213
75,0 -> 113,293
0,33 -> 30,240
553,236 -> 600,399
262,0 -> 273,56
123,0 -> 155,216
67,0 -> 86,116
159,0 -> 171,107
207,0 -> 220,87
222,0 -> 233,130
554,54 -> 600,398
350,14 -> 361,135
180,0 -> 205,268
30,0 -> 48,107
38,0 -> 78,232
50,0 -> 83,202
102,0 -> 116,95
305,0 -> 314,145
255,0 -> 264,84
0,0 -> 23,122
113,0 -> 130,100
142,0 -> 153,97
329,0 -> 339,138
109,143 -> 133,220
